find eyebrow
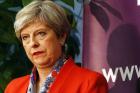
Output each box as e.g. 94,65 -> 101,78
21,28 -> 50,35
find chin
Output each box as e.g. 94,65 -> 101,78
33,59 -> 52,67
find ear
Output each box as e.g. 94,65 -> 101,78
59,32 -> 67,46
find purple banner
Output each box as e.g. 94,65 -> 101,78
83,0 -> 140,93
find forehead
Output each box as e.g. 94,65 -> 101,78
21,21 -> 50,34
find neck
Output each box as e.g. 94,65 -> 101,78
37,66 -> 53,84
36,66 -> 53,93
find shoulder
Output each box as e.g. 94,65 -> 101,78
7,75 -> 30,86
72,66 -> 108,92
78,66 -> 106,80
66,58 -> 106,81
80,68 -> 107,86
5,75 -> 30,93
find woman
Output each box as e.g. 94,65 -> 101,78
5,0 -> 108,93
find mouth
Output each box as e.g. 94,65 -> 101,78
32,51 -> 45,57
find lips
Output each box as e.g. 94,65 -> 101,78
32,51 -> 45,56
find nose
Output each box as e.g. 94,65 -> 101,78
29,37 -> 39,48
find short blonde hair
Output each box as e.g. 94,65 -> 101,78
14,0 -> 70,39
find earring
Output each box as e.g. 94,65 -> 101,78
64,43 -> 68,53
60,40 -> 65,46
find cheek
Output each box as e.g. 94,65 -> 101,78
44,39 -> 61,54
23,46 -> 31,58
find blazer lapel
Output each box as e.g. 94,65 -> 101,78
49,58 -> 75,93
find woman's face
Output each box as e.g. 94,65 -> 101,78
20,21 -> 65,68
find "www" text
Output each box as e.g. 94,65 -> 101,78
102,65 -> 140,82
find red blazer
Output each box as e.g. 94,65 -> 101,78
5,58 -> 108,93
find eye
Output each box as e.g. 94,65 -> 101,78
36,31 -> 47,40
38,31 -> 47,36
21,35 -> 29,41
